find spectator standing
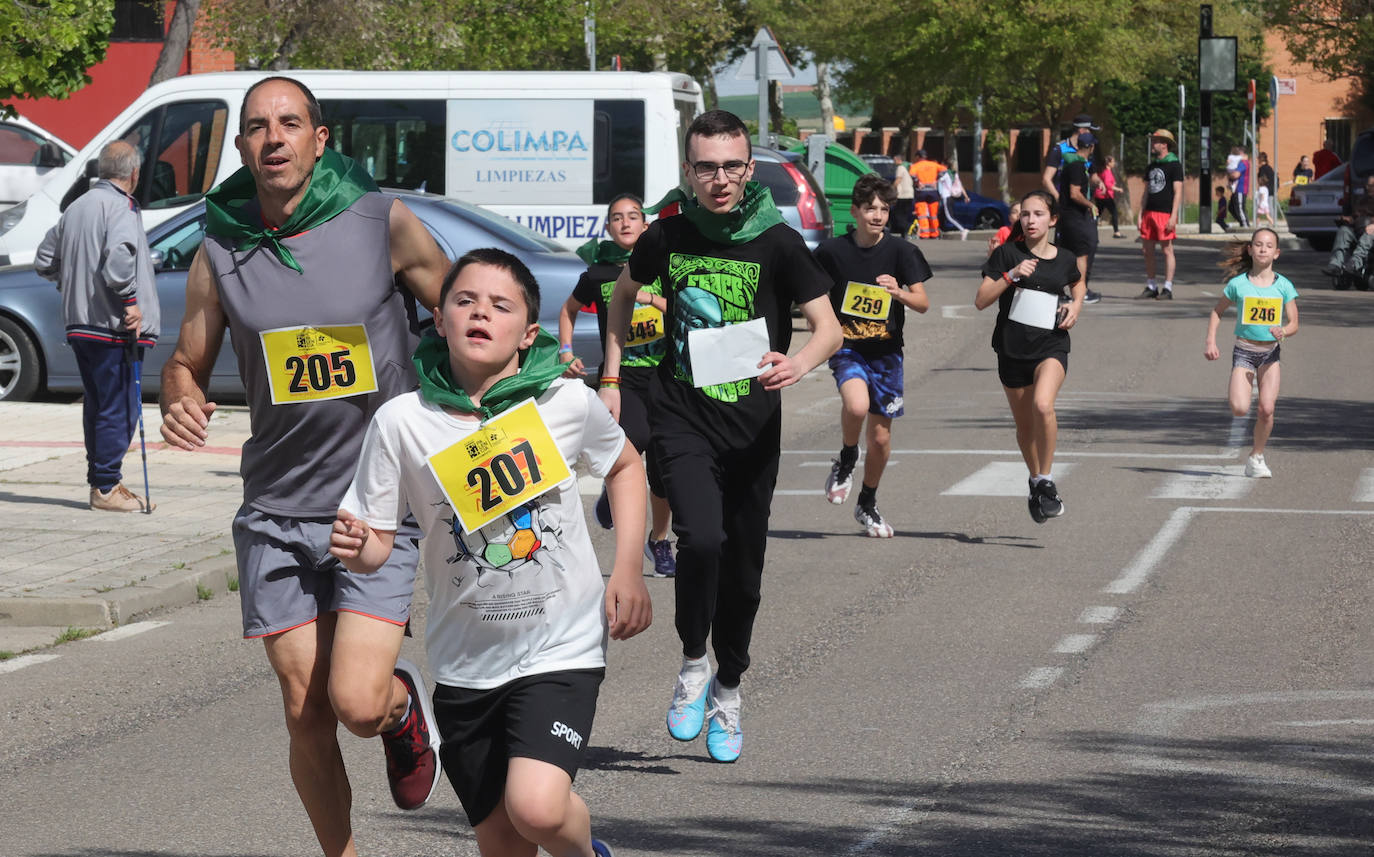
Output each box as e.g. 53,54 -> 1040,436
890,154 -> 915,237
35,141 -> 160,512
1290,155 -> 1314,186
909,149 -> 943,239
1094,155 -> 1123,238
1137,129 -> 1183,299
1227,147 -> 1250,229
1312,139 -> 1341,179
937,159 -> 970,239
1255,152 -> 1276,227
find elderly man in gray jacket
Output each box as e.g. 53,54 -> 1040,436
35,141 -> 160,512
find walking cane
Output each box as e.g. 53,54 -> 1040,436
127,334 -> 152,514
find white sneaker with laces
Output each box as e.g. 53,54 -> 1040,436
854,503 -> 894,538
1244,454 -> 1272,478
824,458 -> 855,505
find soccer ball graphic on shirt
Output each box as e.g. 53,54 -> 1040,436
446,500 -> 565,586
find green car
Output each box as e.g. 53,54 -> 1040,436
778,135 -> 876,234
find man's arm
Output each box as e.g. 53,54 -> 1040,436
388,199 -> 449,312
598,265 -> 644,419
34,224 -> 61,282
757,294 -> 841,391
159,248 -> 226,449
1041,165 -> 1059,198
1169,180 -> 1183,229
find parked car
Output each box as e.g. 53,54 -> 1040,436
1288,128 -> 1374,252
751,146 -> 832,250
945,191 -> 1010,232
0,115 -> 75,211
0,190 -> 598,401
859,154 -> 897,182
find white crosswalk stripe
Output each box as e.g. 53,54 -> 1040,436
1150,465 -> 1253,500
940,462 -> 1078,497
1354,468 -> 1374,503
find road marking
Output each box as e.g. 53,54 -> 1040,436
941,461 -> 1077,496
1019,666 -> 1065,689
87,620 -> 170,642
941,304 -> 976,319
1054,633 -> 1098,654
1276,719 -> 1374,728
1105,506 -> 1198,594
1150,464 -> 1252,499
783,448 -> 1235,460
1354,468 -> 1374,502
1079,606 -> 1121,624
0,654 -> 59,674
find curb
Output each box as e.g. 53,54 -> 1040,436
0,555 -> 241,629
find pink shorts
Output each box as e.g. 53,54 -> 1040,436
1139,210 -> 1175,241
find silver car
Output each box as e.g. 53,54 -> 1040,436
751,146 -> 832,250
0,190 -> 599,401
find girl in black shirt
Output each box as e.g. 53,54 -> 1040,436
975,190 -> 1084,523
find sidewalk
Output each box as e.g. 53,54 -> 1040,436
0,402 -> 252,654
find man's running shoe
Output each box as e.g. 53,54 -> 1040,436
705,679 -> 743,763
1136,287 -> 1158,300
592,838 -> 616,857
825,458 -> 855,505
644,538 -> 676,577
1037,480 -> 1065,519
1028,478 -> 1048,524
1244,454 -> 1272,478
854,503 -> 894,538
1157,289 -> 1173,300
1082,289 -> 1102,304
666,663 -> 711,741
382,658 -> 442,810
593,485 -> 612,529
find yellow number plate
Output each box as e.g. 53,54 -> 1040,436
1242,296 -> 1282,327
627,304 -> 664,347
426,400 -> 572,534
259,324 -> 378,405
842,282 -> 891,320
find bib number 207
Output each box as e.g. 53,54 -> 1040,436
468,440 -> 543,512
285,350 -> 358,394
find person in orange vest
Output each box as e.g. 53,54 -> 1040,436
908,149 -> 943,239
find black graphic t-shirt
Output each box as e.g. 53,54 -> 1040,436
571,261 -> 666,371
1145,159 -> 1185,213
980,241 -> 1081,360
628,218 -> 831,446
814,231 -> 932,357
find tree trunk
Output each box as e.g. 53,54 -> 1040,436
268,18 -> 311,70
816,61 -> 835,137
148,0 -> 202,87
997,149 -> 1010,204
768,80 -> 784,134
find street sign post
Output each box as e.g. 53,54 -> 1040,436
736,27 -> 795,146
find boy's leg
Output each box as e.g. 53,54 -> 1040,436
862,413 -> 894,490
839,377 -> 869,448
502,759 -> 593,857
473,799 -> 538,857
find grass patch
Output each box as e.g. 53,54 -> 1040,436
0,650 -> 15,661
226,574 -> 239,593
196,583 -> 213,601
172,561 -> 186,570
54,626 -> 99,645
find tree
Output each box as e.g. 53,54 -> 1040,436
1263,0 -> 1374,110
1,0 -> 115,115
150,0 -> 203,87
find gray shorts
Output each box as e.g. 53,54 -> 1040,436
1232,341 -> 1280,371
232,504 -> 421,639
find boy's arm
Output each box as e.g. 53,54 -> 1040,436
635,289 -> 667,312
879,274 -> 929,313
602,440 -> 651,640
557,295 -> 587,378
329,509 -> 397,574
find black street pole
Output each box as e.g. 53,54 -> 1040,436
1199,5 -> 1213,233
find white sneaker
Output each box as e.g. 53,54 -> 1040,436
1244,454 -> 1272,478
854,503 -> 895,538
824,458 -> 855,505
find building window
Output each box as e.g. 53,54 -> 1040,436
1325,118 -> 1354,162
113,0 -> 163,41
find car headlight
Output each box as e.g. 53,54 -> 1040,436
0,201 -> 26,237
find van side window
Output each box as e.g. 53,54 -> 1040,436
122,100 -> 229,211
593,99 -> 645,204
321,100 -> 446,194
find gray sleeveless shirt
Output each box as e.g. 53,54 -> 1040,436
204,192 -> 419,517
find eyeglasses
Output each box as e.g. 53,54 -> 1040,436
690,160 -> 750,181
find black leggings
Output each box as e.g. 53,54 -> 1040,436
651,411 -> 781,687
1096,196 -> 1119,231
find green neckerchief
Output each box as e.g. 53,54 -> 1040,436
1151,153 -> 1180,165
412,327 -> 566,421
643,181 -> 785,245
575,238 -> 632,266
204,147 -> 378,274
1062,151 -> 1087,166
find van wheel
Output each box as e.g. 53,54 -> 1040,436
0,316 -> 42,401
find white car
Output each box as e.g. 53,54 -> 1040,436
0,115 -> 75,211
1286,169 -> 1346,251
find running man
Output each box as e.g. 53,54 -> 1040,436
598,109 -> 841,763
159,76 -> 451,856
818,173 -> 931,537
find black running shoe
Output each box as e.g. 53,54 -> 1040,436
1135,287 -> 1158,300
1082,289 -> 1102,304
1028,479 -> 1047,524
1156,289 -> 1173,300
1037,480 -> 1065,519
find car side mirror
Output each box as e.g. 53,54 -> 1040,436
84,160 -> 99,178
35,143 -> 66,168
149,249 -> 165,269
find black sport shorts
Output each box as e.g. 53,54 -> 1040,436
997,352 -> 1068,389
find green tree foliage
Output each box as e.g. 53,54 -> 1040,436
1,0 -> 114,114
1262,0 -> 1374,110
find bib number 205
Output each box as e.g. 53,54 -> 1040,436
286,350 -> 357,394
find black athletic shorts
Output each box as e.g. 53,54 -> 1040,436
434,668 -> 603,827
997,351 -> 1068,389
1056,212 -> 1098,257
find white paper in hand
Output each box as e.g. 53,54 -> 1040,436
686,317 -> 770,388
1007,287 -> 1059,330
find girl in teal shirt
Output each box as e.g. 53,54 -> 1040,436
1204,227 -> 1300,478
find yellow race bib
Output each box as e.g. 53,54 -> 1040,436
259,324 -> 378,405
842,282 -> 891,320
1242,296 -> 1282,326
427,400 -> 573,534
627,304 -> 664,347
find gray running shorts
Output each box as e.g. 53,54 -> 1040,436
232,504 -> 421,639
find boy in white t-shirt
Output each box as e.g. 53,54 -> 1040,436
331,247 -> 651,857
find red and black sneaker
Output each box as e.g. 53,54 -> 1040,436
381,657 -> 442,810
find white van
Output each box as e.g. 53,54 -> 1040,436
0,70 -> 702,264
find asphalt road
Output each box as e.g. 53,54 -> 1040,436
3,235 -> 1372,857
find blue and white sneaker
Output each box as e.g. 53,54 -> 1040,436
705,678 -> 742,763
666,662 -> 710,741
591,838 -> 615,857
644,538 -> 676,577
